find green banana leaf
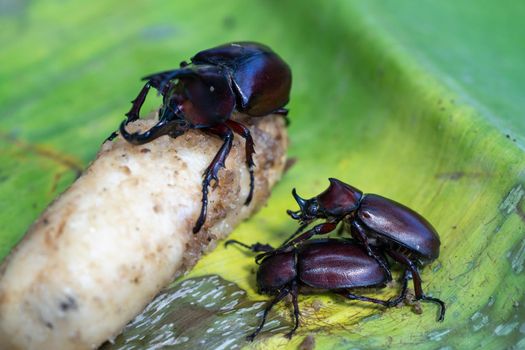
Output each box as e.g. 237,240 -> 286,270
2,0 -> 525,349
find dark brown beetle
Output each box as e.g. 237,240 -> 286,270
110,42 -> 292,233
225,238 -> 409,340
261,178 -> 445,321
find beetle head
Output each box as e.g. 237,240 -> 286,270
287,178 -> 363,223
286,189 -> 321,225
256,251 -> 296,294
161,65 -> 235,127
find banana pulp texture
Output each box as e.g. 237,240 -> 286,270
0,113 -> 288,350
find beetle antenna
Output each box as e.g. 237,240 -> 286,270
224,240 -> 274,252
247,288 -> 290,341
224,239 -> 252,250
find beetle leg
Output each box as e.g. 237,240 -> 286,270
288,222 -> 338,245
281,222 -> 309,246
255,222 -> 337,264
386,269 -> 410,307
336,222 -> 345,236
225,120 -> 255,205
284,281 -> 300,339
105,131 -> 119,143
125,82 -> 153,123
350,220 -> 393,281
339,272 -> 410,309
386,250 -> 446,321
224,239 -> 274,252
193,124 -> 234,233
337,291 -> 389,306
105,82 -> 153,142
247,287 -> 290,341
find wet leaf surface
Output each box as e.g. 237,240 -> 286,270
102,275 -> 290,350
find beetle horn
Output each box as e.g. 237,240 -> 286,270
292,188 -> 307,211
119,118 -> 187,145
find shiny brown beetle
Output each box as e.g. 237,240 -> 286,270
226,238 -> 409,340
110,42 -> 292,233
260,178 -> 445,321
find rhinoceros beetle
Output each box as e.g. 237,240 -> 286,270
259,178 -> 445,321
111,42 -> 292,233
225,238 -> 409,340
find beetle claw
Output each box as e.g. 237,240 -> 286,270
420,294 -> 446,321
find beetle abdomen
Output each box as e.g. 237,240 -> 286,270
297,240 -> 388,289
358,194 -> 440,261
192,42 -> 291,117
